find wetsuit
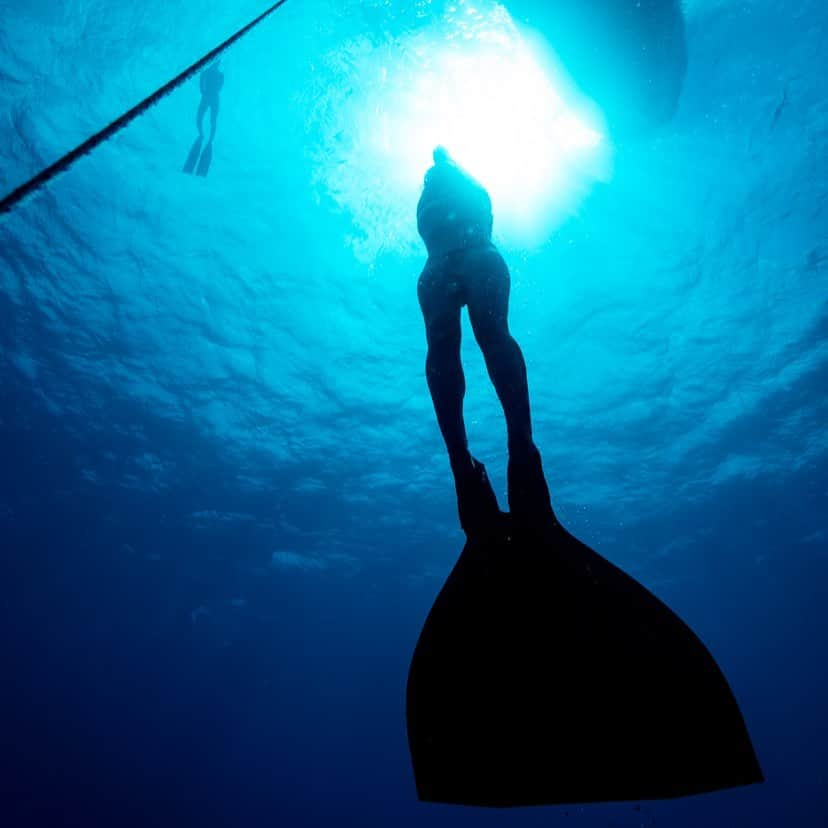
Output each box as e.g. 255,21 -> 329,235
417,151 -> 535,478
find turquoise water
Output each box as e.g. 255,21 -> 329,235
1,0 -> 826,825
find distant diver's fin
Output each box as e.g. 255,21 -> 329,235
182,136 -> 203,174
407,450 -> 763,807
195,141 -> 213,177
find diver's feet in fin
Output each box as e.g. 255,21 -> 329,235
183,136 -> 203,174
195,140 -> 213,177
451,453 -> 500,537
507,442 -> 556,529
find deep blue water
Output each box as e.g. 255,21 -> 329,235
1,0 -> 826,826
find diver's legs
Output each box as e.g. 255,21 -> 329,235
465,246 -> 534,457
465,246 -> 554,523
425,313 -> 469,464
419,261 -> 502,534
417,261 -> 471,469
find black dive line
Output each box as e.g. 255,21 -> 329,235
0,0 -> 292,217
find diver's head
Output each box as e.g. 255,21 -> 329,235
433,146 -> 452,166
425,146 -> 457,184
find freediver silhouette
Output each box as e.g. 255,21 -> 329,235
407,146 -> 763,807
417,146 -> 551,532
183,60 -> 224,177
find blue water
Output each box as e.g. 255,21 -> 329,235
1,0 -> 826,825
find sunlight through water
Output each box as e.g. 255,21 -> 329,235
312,2 -> 612,259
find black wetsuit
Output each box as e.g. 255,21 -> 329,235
416,157 -> 535,475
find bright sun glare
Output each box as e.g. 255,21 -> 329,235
391,43 -> 605,222
321,7 -> 611,256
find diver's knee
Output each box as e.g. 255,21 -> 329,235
426,346 -> 454,371
426,341 -> 461,378
425,324 -> 461,354
475,323 -> 512,352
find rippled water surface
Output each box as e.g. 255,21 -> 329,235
1,1 -> 826,825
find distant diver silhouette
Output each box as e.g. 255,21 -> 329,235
183,61 -> 224,177
406,147 -> 764,807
